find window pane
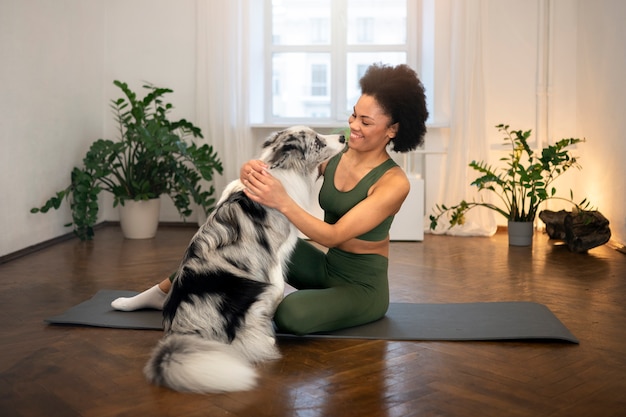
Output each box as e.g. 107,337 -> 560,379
345,52 -> 407,113
347,0 -> 406,45
272,0 -> 331,45
272,53 -> 331,118
311,64 -> 328,96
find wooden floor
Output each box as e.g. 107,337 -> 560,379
1,225 -> 625,417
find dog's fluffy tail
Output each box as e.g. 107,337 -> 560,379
144,334 -> 257,393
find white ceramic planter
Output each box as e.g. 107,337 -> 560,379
119,198 -> 161,239
507,221 -> 534,246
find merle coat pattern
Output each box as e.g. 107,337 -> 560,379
143,126 -> 345,393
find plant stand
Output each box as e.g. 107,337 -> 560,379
119,198 -> 161,239
508,221 -> 534,246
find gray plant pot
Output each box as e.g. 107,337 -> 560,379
508,221 -> 534,246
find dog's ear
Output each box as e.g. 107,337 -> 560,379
268,134 -> 305,169
261,131 -> 281,149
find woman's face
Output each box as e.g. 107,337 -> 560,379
348,94 -> 398,152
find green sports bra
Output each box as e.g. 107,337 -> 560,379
319,152 -> 399,242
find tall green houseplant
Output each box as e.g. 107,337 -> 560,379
429,124 -> 590,230
32,80 -> 223,240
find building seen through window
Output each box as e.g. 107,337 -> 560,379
270,0 -> 408,121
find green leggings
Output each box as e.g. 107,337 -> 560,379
274,239 -> 389,335
169,239 -> 390,336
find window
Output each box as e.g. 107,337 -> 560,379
252,0 -> 420,124
356,18 -> 374,43
311,64 -> 328,96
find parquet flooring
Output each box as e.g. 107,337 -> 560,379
0,224 -> 625,417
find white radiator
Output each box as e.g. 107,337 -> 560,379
389,175 -> 424,241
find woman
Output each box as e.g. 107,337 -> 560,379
112,63 -> 428,335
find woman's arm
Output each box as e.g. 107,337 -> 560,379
242,162 -> 409,248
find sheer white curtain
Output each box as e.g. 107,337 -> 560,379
195,0 -> 254,199
430,0 -> 496,236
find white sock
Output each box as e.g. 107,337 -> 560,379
111,284 -> 168,311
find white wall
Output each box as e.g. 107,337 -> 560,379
483,0 -> 584,213
576,0 -> 626,246
423,0 -> 585,233
0,0 -> 106,257
101,0 -> 199,223
425,0 -> 626,248
2,0 -> 625,258
0,1 -> 201,258
483,0 -> 626,245
483,0 -> 539,136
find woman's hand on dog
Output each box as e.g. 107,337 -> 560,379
240,160 -> 267,195
240,160 -> 267,181
242,160 -> 291,211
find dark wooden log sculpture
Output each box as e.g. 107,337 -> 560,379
539,210 -> 611,253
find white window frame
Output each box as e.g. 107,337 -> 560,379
252,0 -> 421,127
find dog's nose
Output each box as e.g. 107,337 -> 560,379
339,135 -> 346,144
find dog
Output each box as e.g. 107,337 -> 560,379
144,126 -> 346,393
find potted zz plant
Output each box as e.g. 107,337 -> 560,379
31,80 -> 223,240
429,124 -> 591,246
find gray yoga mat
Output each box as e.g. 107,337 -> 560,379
44,290 -> 579,343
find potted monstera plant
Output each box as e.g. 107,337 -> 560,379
429,124 -> 591,246
31,80 -> 223,240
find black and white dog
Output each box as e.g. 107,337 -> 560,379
144,126 -> 345,393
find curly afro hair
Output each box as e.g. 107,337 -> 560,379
359,63 -> 428,153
